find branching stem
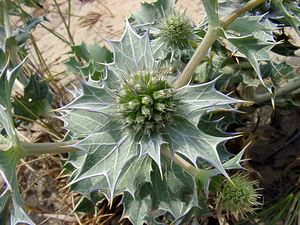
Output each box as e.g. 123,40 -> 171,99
220,0 -> 265,28
174,0 -> 265,89
20,141 -> 78,156
254,77 -> 300,105
3,0 -> 11,38
174,28 -> 220,89
171,0 -> 265,179
161,145 -> 199,177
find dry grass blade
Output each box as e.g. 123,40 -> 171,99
79,12 -> 103,28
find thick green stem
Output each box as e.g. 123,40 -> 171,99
201,0 -> 220,27
161,145 -> 199,177
174,28 -> 220,89
254,77 -> 300,105
220,0 -> 265,28
174,0 -> 265,89
3,0 -> 11,38
20,141 -> 78,156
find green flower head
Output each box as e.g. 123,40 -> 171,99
61,22 -> 241,224
216,173 -> 262,219
160,11 -> 193,48
116,70 -> 177,134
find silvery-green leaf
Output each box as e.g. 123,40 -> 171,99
0,53 -> 26,137
0,50 -> 34,225
106,21 -> 156,88
71,176 -> 108,199
140,133 -> 165,174
123,157 -> 199,224
228,34 -> 275,93
202,0 -> 219,26
130,0 -> 175,25
122,188 -> 152,225
228,15 -> 266,35
63,81 -> 115,113
117,156 -> 152,196
69,131 -> 139,200
177,79 -> 243,124
153,158 -> 198,221
0,149 -> 34,225
60,109 -> 109,138
165,115 -> 232,178
197,149 -> 245,193
272,0 -> 300,36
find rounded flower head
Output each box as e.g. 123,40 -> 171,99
160,11 -> 193,48
216,173 -> 262,219
116,71 -> 177,135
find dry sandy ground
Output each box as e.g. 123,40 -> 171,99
31,0 -> 205,74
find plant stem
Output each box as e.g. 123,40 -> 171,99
3,0 -> 11,38
254,77 -> 300,105
220,0 -> 265,27
161,145 -> 199,177
174,0 -> 265,89
53,0 -> 75,45
20,141 -> 78,156
174,28 -> 220,89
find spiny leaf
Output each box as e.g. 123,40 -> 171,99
228,15 -> 266,35
117,156 -> 152,196
68,126 -> 139,200
63,22 -> 242,224
227,34 -> 275,93
140,133 -> 165,174
130,0 -> 175,25
165,115 -> 232,178
106,21 -> 156,88
61,109 -> 109,138
177,79 -> 243,124
123,157 -> 199,224
63,81 -> 115,113
66,42 -> 112,80
272,0 -> 300,36
0,149 -> 34,225
0,51 -> 34,224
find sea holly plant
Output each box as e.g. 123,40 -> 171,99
1,0 -> 299,224
60,22 -> 245,223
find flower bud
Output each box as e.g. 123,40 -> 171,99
153,113 -> 162,122
141,106 -> 152,117
142,95 -> 153,106
135,115 -> 145,124
119,89 -> 127,97
124,117 -> 134,125
154,103 -> 166,112
117,104 -> 127,113
153,90 -> 166,100
128,100 -> 140,111
216,173 -> 261,219
133,83 -> 141,91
